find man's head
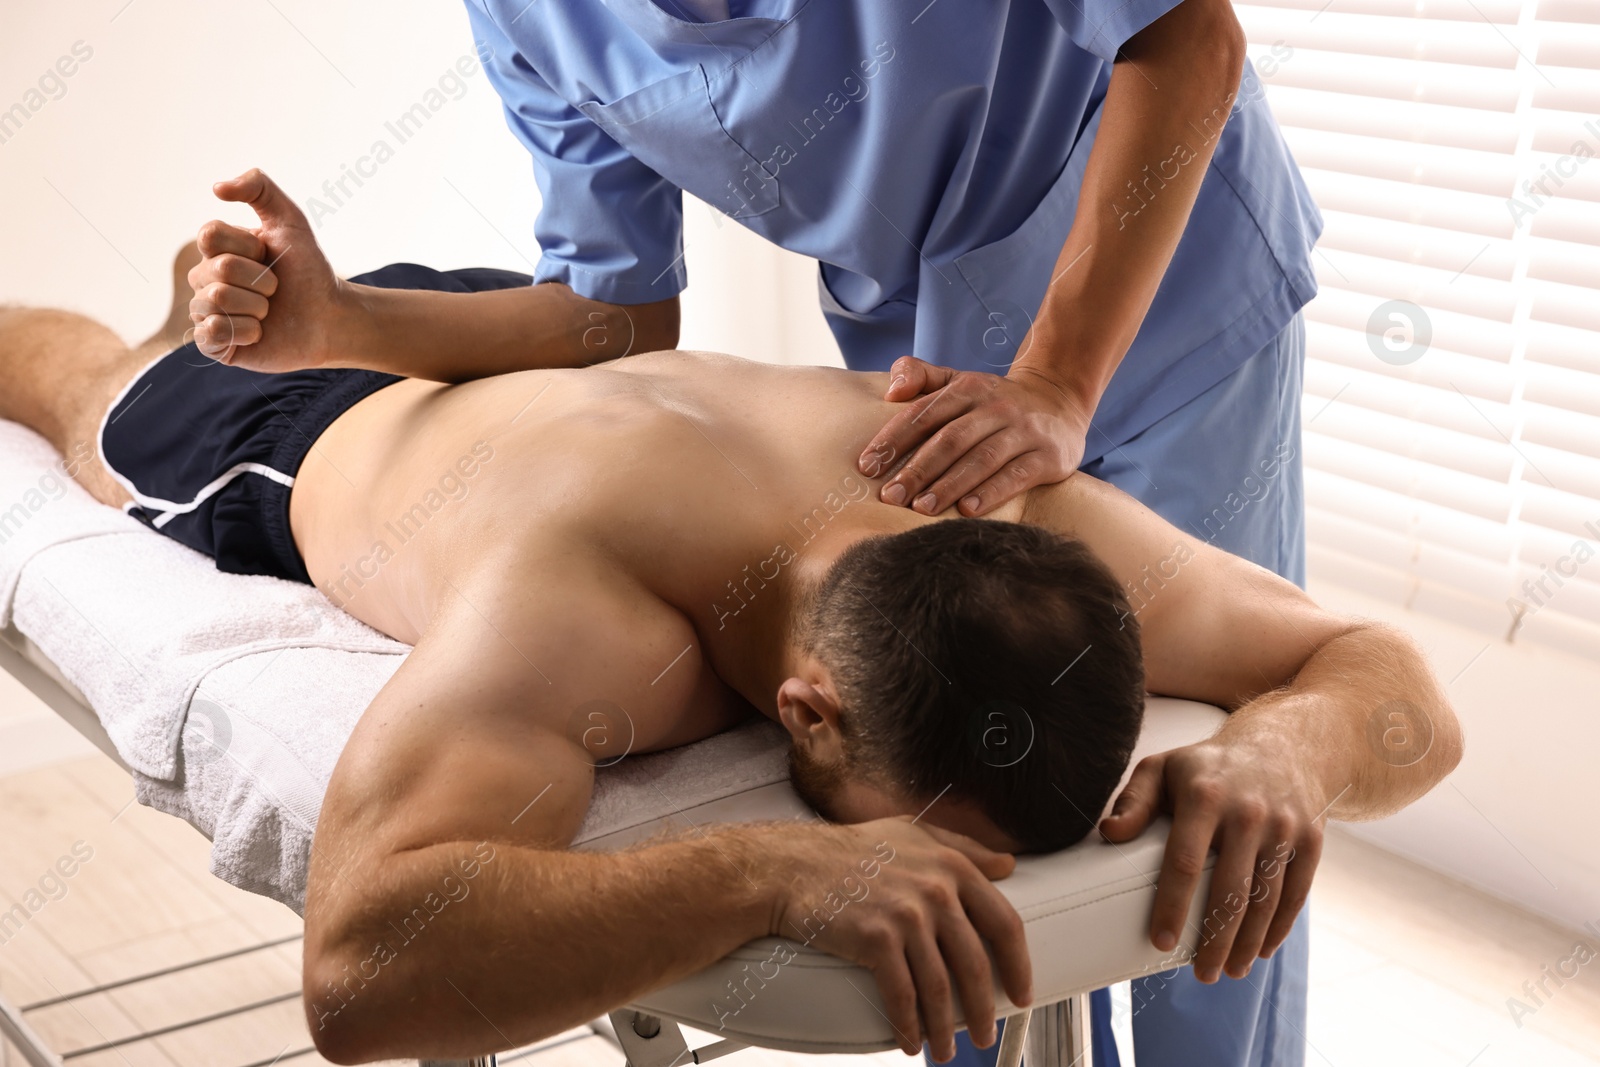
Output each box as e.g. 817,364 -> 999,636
779,519 -> 1144,853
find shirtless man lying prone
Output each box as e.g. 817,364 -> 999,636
0,233 -> 1461,1065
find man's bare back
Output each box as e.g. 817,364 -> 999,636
291,351 -> 1035,755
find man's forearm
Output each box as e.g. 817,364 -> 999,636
1224,623 -> 1464,822
306,828 -> 773,1063
326,281 -> 679,382
1016,0 -> 1247,411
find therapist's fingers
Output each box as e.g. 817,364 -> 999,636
190,283 -> 271,323
214,168 -> 311,233
911,427 -> 1028,516
899,416 -> 1012,514
861,373 -> 995,485
193,312 -> 261,359
195,219 -> 266,263
953,447 -> 1053,518
882,355 -> 957,402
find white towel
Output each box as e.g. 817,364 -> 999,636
0,419 -> 407,781
0,421 -> 137,628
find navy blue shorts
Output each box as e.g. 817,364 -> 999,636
99,263 -> 533,584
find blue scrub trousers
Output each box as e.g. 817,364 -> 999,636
943,314 -> 1311,1067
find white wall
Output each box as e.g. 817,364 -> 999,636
0,0 -> 835,364
4,0 -> 1592,934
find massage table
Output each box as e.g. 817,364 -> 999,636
0,419 -> 1220,1067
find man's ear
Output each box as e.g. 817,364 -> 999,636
776,673 -> 845,760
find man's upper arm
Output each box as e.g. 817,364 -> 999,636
464,1 -> 687,305
304,563 -> 660,929
1037,475 -> 1349,709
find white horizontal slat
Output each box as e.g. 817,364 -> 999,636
1533,64 -> 1600,114
1510,479 -> 1600,537
1305,469 -> 1517,562
1522,401 -> 1600,465
1261,85 -> 1518,153
1523,359 -> 1600,421
1303,342 -> 1516,443
1239,0 -> 1521,24
1527,194 -> 1600,247
1301,167 -> 1514,237
1539,3 -> 1600,27
1536,23 -> 1600,71
1528,233 -> 1600,288
1303,432 -> 1514,523
1317,209 -> 1516,281
1306,398 -> 1514,483
1527,275 -> 1600,332
1524,317 -> 1600,375
1304,289 -> 1515,368
1237,7 -> 1521,68
1530,107 -> 1600,156
1266,48 -> 1522,111
1310,247 -> 1517,321
1305,502 -> 1513,603
1283,126 -> 1518,197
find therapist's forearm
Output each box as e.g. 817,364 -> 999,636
1016,0 -> 1248,412
326,281 -> 679,382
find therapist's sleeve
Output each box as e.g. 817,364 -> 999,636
465,2 -> 687,304
1039,0 -> 1185,62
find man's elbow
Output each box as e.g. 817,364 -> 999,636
303,935 -> 392,1064
302,914 -> 414,1065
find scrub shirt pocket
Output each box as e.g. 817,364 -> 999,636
578,65 -> 781,221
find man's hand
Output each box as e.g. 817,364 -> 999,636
857,357 -> 1090,517
189,169 -> 345,370
769,817 -> 1033,1063
1098,726 -> 1328,984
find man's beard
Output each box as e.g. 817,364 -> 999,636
787,743 -> 848,822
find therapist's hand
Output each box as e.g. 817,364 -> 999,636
858,356 -> 1091,516
1098,729 -> 1327,984
188,169 -> 345,371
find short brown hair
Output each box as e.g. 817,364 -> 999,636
804,519 -> 1144,851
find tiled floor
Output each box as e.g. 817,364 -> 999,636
0,750 -> 1595,1067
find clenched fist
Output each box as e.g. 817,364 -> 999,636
188,169 -> 346,371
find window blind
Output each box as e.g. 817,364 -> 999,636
1235,0 -> 1600,659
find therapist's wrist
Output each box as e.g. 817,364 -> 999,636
318,281 -> 387,371
1007,357 -> 1098,437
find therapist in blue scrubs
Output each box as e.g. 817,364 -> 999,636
473,0 -> 1323,1063
451,3 -> 1320,1063
190,1 -> 1323,1063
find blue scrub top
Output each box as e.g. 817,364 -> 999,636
463,0 -> 1322,463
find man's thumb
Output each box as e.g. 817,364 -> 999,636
1098,755 -> 1164,843
213,169 -> 308,231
